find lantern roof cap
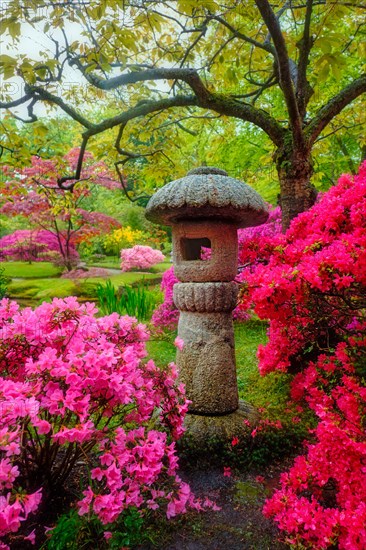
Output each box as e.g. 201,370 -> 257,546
145,166 -> 269,227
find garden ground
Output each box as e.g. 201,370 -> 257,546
136,463 -> 289,549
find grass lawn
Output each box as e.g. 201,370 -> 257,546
235,320 -> 294,417
150,260 -> 172,273
87,258 -> 121,269
8,278 -> 77,300
1,261 -> 62,278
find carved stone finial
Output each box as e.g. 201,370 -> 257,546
186,166 -> 228,176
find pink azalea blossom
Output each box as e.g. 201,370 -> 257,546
174,337 -> 184,351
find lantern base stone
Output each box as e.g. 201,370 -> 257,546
180,401 -> 259,452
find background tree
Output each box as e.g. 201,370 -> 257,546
1,0 -> 365,228
0,229 -> 70,263
1,149 -> 121,270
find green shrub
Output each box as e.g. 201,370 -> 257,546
0,266 -> 9,298
45,507 -> 145,549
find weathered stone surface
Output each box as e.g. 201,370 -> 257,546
173,282 -> 238,313
187,166 -> 229,176
145,166 -> 267,437
182,401 -> 260,449
145,168 -> 269,228
176,310 -> 238,414
173,221 -> 238,282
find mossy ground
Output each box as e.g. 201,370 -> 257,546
3,261 -> 164,304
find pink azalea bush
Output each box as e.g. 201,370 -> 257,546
237,205 -> 282,271
238,164 -> 366,549
151,266 -> 180,330
0,296 -> 209,548
120,245 -> 165,272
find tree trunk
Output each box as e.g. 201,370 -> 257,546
276,145 -> 317,232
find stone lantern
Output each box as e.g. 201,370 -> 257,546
145,167 -> 268,443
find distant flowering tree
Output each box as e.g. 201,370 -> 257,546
0,296 -> 216,549
0,149 -> 121,270
237,164 -> 366,549
120,245 -> 165,272
0,229 -> 79,264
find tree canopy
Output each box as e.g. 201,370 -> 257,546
1,0 -> 365,227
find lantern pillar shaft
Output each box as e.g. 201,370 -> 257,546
174,282 -> 239,415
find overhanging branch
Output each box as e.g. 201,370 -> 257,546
68,61 -> 211,99
24,85 -> 95,129
306,74 -> 366,145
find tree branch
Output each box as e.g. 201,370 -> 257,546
84,95 -> 199,137
9,97 -> 38,123
211,15 -> 275,54
197,93 -> 286,147
24,85 -> 95,129
0,94 -> 32,109
68,61 -> 210,99
306,74 -> 366,145
254,0 -> 303,147
57,134 -> 90,190
296,0 -> 314,118
115,162 -> 151,205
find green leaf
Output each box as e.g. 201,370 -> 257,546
0,54 -> 16,65
8,20 -> 20,38
317,38 -> 332,54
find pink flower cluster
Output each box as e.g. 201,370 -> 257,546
237,163 -> 366,549
120,245 -> 165,272
239,164 -> 366,376
151,266 -> 180,330
0,296 -> 203,548
263,346 -> 366,548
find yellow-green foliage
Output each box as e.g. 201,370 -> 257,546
103,226 -> 147,255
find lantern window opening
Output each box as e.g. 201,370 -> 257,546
181,237 -> 211,261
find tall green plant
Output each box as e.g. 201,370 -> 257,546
96,279 -> 158,321
0,267 -> 9,299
